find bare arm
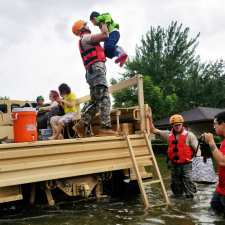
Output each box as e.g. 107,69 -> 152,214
188,132 -> 199,150
100,23 -> 109,34
146,110 -> 161,135
146,110 -> 169,141
90,28 -> 108,43
187,132 -> 201,156
39,106 -> 51,112
203,133 -> 225,166
61,99 -> 75,108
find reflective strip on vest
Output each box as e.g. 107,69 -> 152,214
79,39 -> 106,69
167,129 -> 193,164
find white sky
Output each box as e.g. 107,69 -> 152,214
0,0 -> 225,101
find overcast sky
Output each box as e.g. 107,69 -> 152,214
1,0 -> 225,101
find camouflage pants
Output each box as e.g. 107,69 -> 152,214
170,163 -> 197,198
81,85 -> 111,128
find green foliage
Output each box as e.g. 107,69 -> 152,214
111,78 -> 138,107
142,76 -> 178,120
179,59 -> 225,109
112,21 -> 225,120
111,76 -> 178,120
198,60 -> 225,108
126,21 -> 200,90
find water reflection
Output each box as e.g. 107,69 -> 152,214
0,155 -> 224,225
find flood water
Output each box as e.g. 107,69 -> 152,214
0,154 -> 224,225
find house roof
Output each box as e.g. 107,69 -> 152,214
155,107 -> 225,126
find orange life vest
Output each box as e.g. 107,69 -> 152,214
79,38 -> 106,70
167,129 -> 193,164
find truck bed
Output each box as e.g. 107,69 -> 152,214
0,134 -> 152,188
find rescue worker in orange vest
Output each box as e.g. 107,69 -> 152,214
71,20 -> 115,137
150,114 -> 197,198
203,111 -> 225,214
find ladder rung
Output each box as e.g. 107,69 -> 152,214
125,134 -> 170,209
149,203 -> 168,208
143,179 -> 161,185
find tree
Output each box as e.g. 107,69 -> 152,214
111,76 -> 178,120
185,60 -> 225,108
112,21 -> 200,119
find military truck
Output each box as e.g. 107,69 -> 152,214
0,75 -> 169,209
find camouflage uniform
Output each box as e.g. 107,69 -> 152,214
79,34 -> 111,129
82,71 -> 111,128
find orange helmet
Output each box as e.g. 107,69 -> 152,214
72,20 -> 86,36
169,114 -> 184,125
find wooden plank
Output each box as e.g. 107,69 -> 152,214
0,125 -> 13,139
145,104 -> 151,135
0,135 -> 153,189
0,156 -> 152,187
137,75 -> 145,131
109,76 -> 138,94
76,76 -> 139,104
0,194 -> 23,203
0,186 -> 23,203
0,134 -> 143,150
0,138 -> 146,160
0,147 -> 151,172
44,189 -> 55,206
143,132 -> 170,205
125,135 -> 150,209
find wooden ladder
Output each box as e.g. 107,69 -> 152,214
125,132 -> 170,209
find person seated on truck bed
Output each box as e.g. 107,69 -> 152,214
36,95 -> 50,130
39,90 -> 59,112
37,90 -> 64,130
36,95 -> 45,110
49,83 -> 77,140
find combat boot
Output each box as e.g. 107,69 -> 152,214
73,121 -> 86,138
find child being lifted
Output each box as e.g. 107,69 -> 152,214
90,11 -> 128,67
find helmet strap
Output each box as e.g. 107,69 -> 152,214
80,28 -> 90,36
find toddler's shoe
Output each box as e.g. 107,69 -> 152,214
115,53 -> 128,67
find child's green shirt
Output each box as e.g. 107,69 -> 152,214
96,13 -> 119,33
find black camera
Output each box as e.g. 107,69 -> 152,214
197,135 -> 212,163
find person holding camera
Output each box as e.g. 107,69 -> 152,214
203,111 -> 225,213
150,114 -> 197,198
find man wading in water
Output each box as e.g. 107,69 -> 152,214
149,114 -> 197,198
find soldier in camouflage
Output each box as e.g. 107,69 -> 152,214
82,85 -> 111,129
72,20 -> 115,137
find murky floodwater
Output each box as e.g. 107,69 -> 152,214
0,154 -> 224,225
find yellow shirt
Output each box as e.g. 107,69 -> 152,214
63,92 -> 77,113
